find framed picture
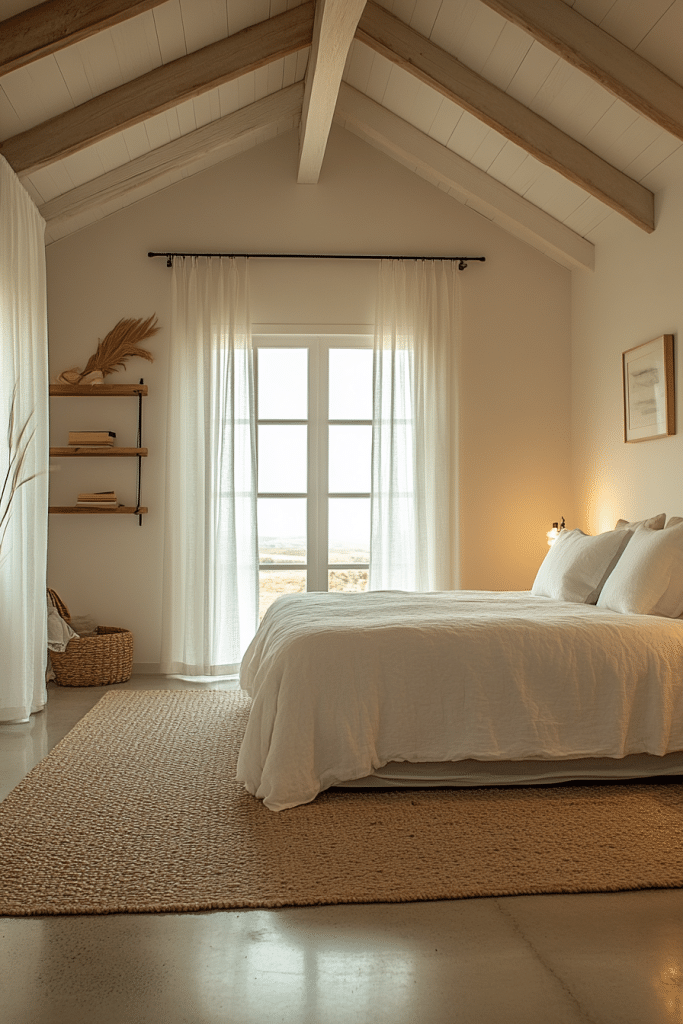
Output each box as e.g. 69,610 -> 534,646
623,335 -> 675,442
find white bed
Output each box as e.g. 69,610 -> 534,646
236,589 -> 683,811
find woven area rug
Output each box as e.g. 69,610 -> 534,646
2,690 -> 683,916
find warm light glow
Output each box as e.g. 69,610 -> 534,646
547,517 -> 566,546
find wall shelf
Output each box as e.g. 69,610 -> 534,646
49,447 -> 148,457
49,506 -> 149,515
49,384 -> 148,397
49,380 -> 148,523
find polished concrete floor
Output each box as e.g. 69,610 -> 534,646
1,676 -> 683,1024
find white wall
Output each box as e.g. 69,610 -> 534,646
572,146 -> 683,535
46,124 -> 571,668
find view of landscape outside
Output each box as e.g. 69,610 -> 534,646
257,344 -> 372,618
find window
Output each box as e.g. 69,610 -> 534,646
255,334 -> 373,618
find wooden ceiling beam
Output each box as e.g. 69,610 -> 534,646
477,0 -> 683,143
40,85 -> 304,229
335,83 -> 595,271
0,0 -> 169,76
1,3 -> 313,176
356,1 -> 654,232
297,0 -> 366,183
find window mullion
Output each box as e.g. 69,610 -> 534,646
307,340 -> 326,592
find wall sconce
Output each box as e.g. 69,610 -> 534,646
546,516 -> 566,546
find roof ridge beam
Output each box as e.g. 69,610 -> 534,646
298,0 -> 367,183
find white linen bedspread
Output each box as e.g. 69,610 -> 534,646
236,590 -> 683,811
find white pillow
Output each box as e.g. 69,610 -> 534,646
615,513 -> 665,531
532,528 -> 632,604
597,521 -> 683,617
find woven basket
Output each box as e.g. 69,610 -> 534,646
48,589 -> 134,687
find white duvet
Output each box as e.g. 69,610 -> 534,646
236,590 -> 683,811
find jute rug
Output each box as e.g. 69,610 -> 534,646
2,690 -> 683,916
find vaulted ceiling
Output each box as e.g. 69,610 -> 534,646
2,0 -> 682,269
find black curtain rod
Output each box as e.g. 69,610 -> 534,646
148,252 -> 486,270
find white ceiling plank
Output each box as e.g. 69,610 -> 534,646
253,65 -> 271,101
484,137 -> 529,183
430,0 -> 480,59
0,3 -> 314,175
407,0 -> 443,38
143,109 -> 174,150
59,144 -> 107,187
218,78 -> 241,116
600,0 -> 675,50
229,0 -> 271,35
356,0 -> 654,232
335,83 -> 594,270
68,25 -> 126,96
448,3 -> 506,75
53,45 -> 97,107
425,95 -> 464,146
563,194 -> 614,237
364,48 -> 392,104
569,0 -> 617,25
446,109 -> 494,162
95,131 -> 132,171
297,0 -> 366,183
282,51 -> 301,88
0,85 -> 23,139
479,19 -> 534,92
343,38 -> 375,93
528,65 -> 615,143
178,0 -> 228,54
505,40 -> 560,109
237,72 -> 257,110
382,64 -> 443,134
193,85 -> 223,129
264,56 -> 285,96
152,0 -> 186,64
121,120 -> 151,160
39,83 -> 304,228
636,1 -> 683,88
469,129 -> 507,173
0,0 -> 170,76
624,134 -> 682,183
477,0 -> 683,143
109,11 -> 162,82
174,97 -> 197,135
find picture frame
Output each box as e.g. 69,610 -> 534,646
622,335 -> 675,442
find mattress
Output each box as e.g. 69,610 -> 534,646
338,750 -> 683,788
236,590 -> 683,811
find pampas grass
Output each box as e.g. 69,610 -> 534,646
57,315 -> 159,385
81,315 -> 159,378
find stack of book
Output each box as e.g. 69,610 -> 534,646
68,431 -> 116,449
76,491 -> 118,509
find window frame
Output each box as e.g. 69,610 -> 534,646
253,327 -> 373,595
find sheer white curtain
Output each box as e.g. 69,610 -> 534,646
0,156 -> 49,722
160,256 -> 258,675
370,259 -> 459,592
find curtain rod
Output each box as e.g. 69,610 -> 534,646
148,252 -> 486,270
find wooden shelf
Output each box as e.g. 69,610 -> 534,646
49,381 -> 148,521
50,447 -> 148,457
49,506 -> 148,515
49,383 -> 148,396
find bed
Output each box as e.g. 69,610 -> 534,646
236,519 -> 683,811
